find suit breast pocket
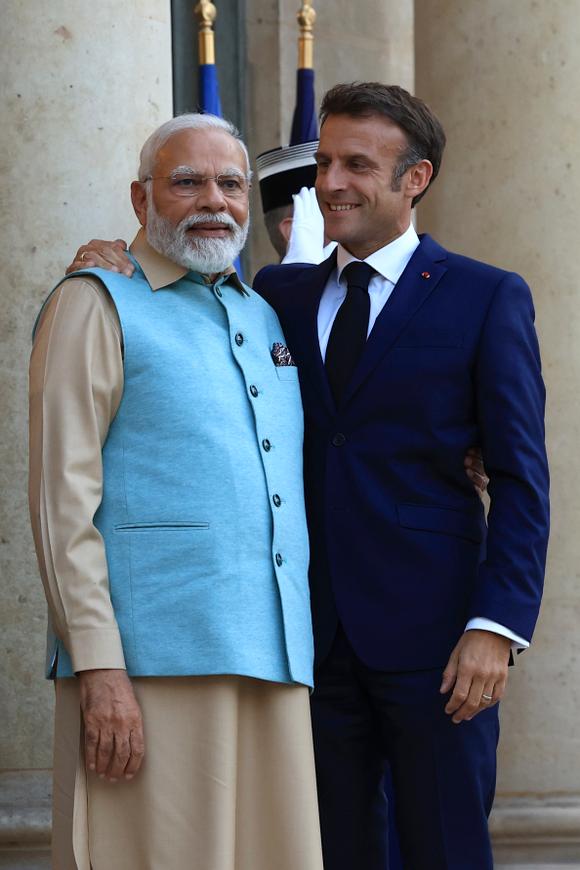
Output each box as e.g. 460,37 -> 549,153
386,329 -> 469,409
394,328 -> 464,348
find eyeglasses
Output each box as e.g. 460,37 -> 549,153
145,171 -> 250,199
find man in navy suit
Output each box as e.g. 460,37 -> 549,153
253,83 -> 549,869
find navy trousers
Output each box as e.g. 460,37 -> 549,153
310,626 -> 499,870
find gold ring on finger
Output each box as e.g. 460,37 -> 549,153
481,693 -> 493,702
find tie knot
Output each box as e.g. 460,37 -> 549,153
342,261 -> 375,292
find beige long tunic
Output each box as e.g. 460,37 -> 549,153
29,235 -> 323,870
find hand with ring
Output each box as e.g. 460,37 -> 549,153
66,239 -> 134,276
440,629 -> 510,723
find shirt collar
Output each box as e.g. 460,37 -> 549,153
129,227 -> 248,295
336,222 -> 420,285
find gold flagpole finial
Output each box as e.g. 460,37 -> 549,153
297,2 -> 316,70
194,0 -> 217,65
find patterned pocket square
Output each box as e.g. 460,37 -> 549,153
271,342 -> 296,367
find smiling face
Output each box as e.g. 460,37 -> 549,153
131,127 -> 250,274
315,113 -> 431,260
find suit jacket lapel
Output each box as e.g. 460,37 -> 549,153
293,251 -> 338,417
342,235 -> 448,406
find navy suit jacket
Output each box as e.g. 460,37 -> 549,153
254,234 -> 549,671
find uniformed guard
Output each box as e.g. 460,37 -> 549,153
256,139 -> 319,259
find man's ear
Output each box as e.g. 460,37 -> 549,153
279,215 -> 294,245
131,181 -> 148,227
405,159 -> 433,202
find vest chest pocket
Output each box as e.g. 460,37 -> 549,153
114,521 -> 210,532
275,365 -> 299,382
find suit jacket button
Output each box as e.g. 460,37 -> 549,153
262,438 -> 271,452
250,385 -> 258,397
332,433 -> 346,447
235,332 -> 244,346
273,494 -> 281,507
275,552 -> 283,567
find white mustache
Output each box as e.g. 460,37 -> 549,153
181,212 -> 237,231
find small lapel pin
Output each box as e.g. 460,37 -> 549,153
421,271 -> 431,279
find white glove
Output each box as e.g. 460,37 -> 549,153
282,186 -> 327,265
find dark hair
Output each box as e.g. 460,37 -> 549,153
264,204 -> 293,259
319,82 -> 446,207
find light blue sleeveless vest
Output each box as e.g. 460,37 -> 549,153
42,262 -> 313,687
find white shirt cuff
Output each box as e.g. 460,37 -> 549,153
465,617 -> 529,651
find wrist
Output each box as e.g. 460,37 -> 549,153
77,667 -> 127,683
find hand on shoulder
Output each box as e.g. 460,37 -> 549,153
66,239 -> 134,277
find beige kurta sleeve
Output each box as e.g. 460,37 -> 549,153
29,277 -> 126,672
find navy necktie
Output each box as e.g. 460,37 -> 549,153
325,261 -> 374,405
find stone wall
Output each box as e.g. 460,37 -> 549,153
0,1 -> 173,771
415,1 -> 580,859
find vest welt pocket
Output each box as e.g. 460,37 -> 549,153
275,365 -> 299,381
114,521 -> 210,532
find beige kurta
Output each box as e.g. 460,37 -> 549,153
29,235 -> 323,870
53,676 -> 322,870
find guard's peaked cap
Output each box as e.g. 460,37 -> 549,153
255,140 -> 318,214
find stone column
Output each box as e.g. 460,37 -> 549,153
0,1 -> 172,857
415,1 -> 580,861
245,0 -> 414,273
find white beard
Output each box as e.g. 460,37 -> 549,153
146,202 -> 249,275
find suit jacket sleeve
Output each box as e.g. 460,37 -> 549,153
470,272 -> 549,640
28,277 -> 126,672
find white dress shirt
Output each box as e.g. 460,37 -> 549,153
317,223 -> 528,650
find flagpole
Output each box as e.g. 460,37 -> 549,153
193,0 -> 242,275
297,2 -> 316,70
290,2 -> 318,144
194,0 -> 222,116
194,0 -> 217,65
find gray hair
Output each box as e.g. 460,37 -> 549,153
138,113 -> 252,182
391,143 -> 426,188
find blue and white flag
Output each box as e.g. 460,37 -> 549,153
198,61 -> 222,117
290,68 -> 318,145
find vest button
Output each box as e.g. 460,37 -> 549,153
250,385 -> 258,398
262,438 -> 271,452
332,433 -> 347,447
235,332 -> 244,346
275,552 -> 283,567
215,286 -> 223,298
272,494 -> 281,507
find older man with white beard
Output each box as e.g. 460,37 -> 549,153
28,114 -> 323,870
